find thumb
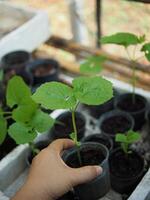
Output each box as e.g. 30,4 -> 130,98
71,166 -> 102,186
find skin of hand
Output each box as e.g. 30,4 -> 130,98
12,139 -> 102,200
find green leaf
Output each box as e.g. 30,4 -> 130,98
115,134 -> 127,143
101,32 -> 140,47
126,130 -> 141,144
6,76 -> 31,108
80,55 -> 106,75
141,43 -> 150,61
0,111 -> 7,145
73,76 -> 113,105
69,132 -> 76,141
32,82 -> 77,110
30,110 -> 55,133
8,122 -> 37,144
12,97 -> 37,123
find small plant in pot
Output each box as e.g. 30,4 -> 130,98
32,75 -> 113,200
98,109 -> 134,146
80,55 -> 118,118
49,111 -> 86,141
109,130 -> 145,194
0,76 -> 54,162
101,32 -> 150,130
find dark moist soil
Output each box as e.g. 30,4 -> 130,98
66,147 -> 105,168
0,136 -> 17,160
110,150 -> 143,179
118,96 -> 145,112
101,115 -> 131,135
86,136 -> 111,150
33,64 -> 55,77
55,114 -> 85,137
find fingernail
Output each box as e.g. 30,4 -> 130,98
95,166 -> 103,175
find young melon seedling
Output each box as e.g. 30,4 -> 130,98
101,32 -> 150,103
115,130 -> 141,154
32,75 -> 113,165
0,76 -> 55,154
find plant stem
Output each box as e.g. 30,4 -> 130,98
72,110 -> 82,166
132,61 -> 136,104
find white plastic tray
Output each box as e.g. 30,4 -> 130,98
0,1 -> 50,59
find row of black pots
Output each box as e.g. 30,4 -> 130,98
88,91 -> 149,131
0,50 -> 60,99
49,109 -> 134,145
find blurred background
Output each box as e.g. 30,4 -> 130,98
8,0 -> 150,57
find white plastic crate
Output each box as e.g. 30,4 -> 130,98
0,1 -> 51,59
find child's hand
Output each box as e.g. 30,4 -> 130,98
12,139 -> 102,200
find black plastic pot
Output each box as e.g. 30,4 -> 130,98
81,133 -> 113,152
109,148 -> 145,194
63,142 -> 110,200
114,93 -> 148,130
27,59 -> 59,86
1,50 -> 31,72
27,140 -> 50,165
49,111 -> 86,141
1,50 -> 33,86
98,110 -> 134,140
88,89 -> 119,119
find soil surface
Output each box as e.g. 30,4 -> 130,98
33,64 -> 56,77
101,115 -> 131,135
117,96 -> 146,112
66,147 -> 105,168
109,150 -> 143,179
